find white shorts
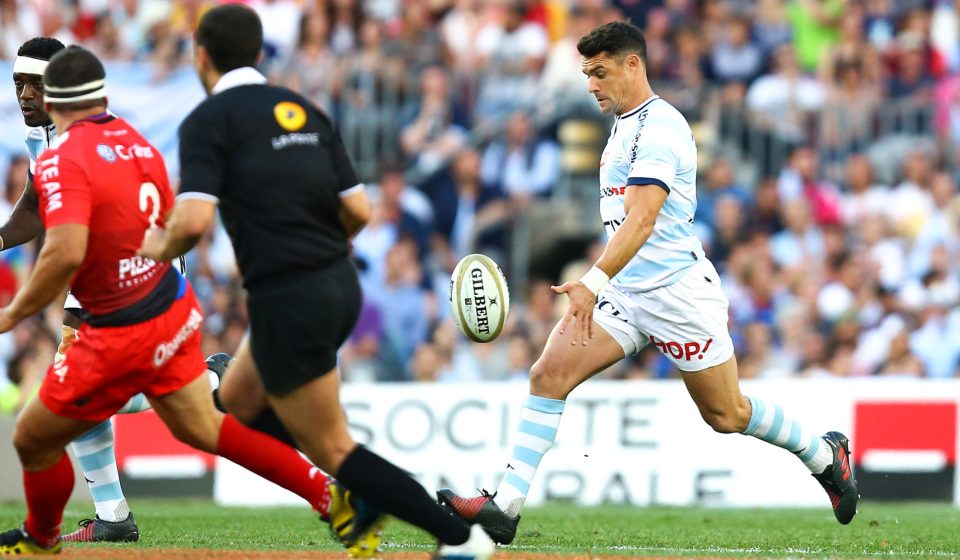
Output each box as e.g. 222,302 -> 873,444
594,259 -> 734,372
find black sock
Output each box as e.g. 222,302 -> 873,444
336,446 -> 470,545
249,409 -> 298,449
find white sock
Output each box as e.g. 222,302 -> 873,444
742,396 -> 832,473
71,420 -> 130,522
116,393 -> 152,414
493,395 -> 565,517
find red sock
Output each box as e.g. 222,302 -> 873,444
217,414 -> 331,516
24,452 -> 74,549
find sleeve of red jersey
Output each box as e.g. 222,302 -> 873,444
36,152 -> 92,227
177,107 -> 226,204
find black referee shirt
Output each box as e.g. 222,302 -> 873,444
178,67 -> 361,290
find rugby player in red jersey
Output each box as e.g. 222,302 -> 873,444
0,46 -> 377,556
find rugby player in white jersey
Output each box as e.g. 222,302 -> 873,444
438,21 -> 859,543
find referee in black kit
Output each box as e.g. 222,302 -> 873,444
137,4 -> 492,559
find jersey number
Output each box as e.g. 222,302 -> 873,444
139,182 -> 161,227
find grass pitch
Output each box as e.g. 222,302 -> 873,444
0,500 -> 958,558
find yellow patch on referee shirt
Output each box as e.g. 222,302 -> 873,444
274,102 -> 307,132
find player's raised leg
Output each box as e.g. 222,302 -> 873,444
216,340 -> 383,557
0,393 -> 101,554
57,312 -> 142,543
681,355 -> 860,524
439,315 -> 625,544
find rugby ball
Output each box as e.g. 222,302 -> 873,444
449,254 -> 510,343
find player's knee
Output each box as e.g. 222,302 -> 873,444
529,357 -> 565,398
700,402 -> 751,434
11,422 -> 47,466
167,421 -> 218,453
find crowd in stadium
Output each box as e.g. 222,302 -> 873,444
1,0 -> 960,411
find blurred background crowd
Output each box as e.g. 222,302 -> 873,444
2,0 -> 960,412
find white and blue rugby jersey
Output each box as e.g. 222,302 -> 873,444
25,123 -> 57,178
599,95 -> 705,292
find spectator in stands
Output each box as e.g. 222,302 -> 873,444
440,0 -> 486,76
539,7 -> 600,117
888,149 -> 936,239
778,146 -> 843,226
887,31 -> 937,102
364,239 -> 433,380
475,2 -> 548,121
708,15 -> 763,85
746,44 -> 826,150
770,198 -> 825,268
696,157 -> 749,228
279,10 -> 342,116
387,0 -> 444,75
252,0 -> 302,61
326,0 -> 363,55
840,154 -> 888,225
400,66 -> 469,174
427,149 -> 508,259
480,111 -> 560,205
753,0 -> 792,54
820,58 -> 882,157
788,0 -> 845,72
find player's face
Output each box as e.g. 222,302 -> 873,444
14,72 -> 51,127
581,52 -> 639,115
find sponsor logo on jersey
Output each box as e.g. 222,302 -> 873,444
271,132 -> 319,150
118,256 -> 161,288
96,144 -> 116,163
153,307 -> 203,367
274,101 -> 307,132
115,143 -> 154,160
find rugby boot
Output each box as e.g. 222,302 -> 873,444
61,513 -> 139,542
434,523 -> 495,560
437,489 -> 519,545
328,479 -> 387,558
813,431 -> 860,525
0,525 -> 61,555
206,352 -> 234,412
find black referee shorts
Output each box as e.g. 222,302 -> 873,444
247,259 -> 361,395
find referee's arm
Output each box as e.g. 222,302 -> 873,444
339,188 -> 370,237
137,198 -> 216,262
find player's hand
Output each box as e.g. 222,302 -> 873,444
0,308 -> 18,334
137,225 -> 167,261
553,281 -> 596,346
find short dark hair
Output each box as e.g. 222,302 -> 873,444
576,21 -> 647,65
44,46 -> 106,111
196,4 -> 263,73
17,37 -> 66,61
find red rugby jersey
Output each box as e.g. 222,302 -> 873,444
34,114 -> 174,316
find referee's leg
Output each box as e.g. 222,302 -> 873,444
267,370 -> 476,547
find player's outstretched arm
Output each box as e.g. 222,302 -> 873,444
553,184 -> 668,346
0,223 -> 87,332
137,198 -> 216,261
0,175 -> 43,251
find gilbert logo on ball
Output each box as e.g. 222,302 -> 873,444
449,254 -> 510,343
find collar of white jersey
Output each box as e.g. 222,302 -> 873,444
212,67 -> 267,95
617,95 -> 660,119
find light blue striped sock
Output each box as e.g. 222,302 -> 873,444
117,393 -> 151,414
743,396 -> 832,473
493,395 -> 564,517
70,420 -> 130,522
